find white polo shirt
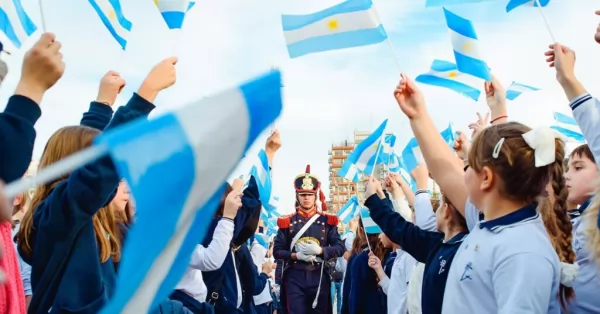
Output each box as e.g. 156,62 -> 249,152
442,202 -> 561,314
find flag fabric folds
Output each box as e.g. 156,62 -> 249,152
0,0 -> 36,48
443,8 -> 491,81
98,70 -> 283,313
551,112 -> 585,143
426,0 -> 496,7
506,0 -> 550,12
345,119 -> 387,174
416,59 -> 481,101
337,196 -> 359,224
154,0 -> 193,29
338,161 -> 361,183
360,207 -> 381,234
249,149 -> 272,207
505,82 -> 539,101
281,0 -> 387,58
88,0 -> 132,50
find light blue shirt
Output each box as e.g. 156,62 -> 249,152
442,202 -> 561,314
12,223 -> 32,296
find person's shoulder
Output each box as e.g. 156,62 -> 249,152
319,212 -> 339,226
277,214 -> 295,229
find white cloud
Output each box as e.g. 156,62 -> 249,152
0,0 -> 598,214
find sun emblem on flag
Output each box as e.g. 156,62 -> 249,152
108,10 -> 116,21
448,71 -> 458,78
462,42 -> 471,52
327,19 -> 339,30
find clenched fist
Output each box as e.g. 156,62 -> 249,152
16,33 -> 65,104
96,71 -> 126,106
138,57 -> 178,103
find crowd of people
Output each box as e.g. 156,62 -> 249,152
0,8 -> 598,314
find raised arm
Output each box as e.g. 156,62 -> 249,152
394,74 -> 468,215
80,71 -> 126,130
190,219 -> 234,271
0,33 -> 63,183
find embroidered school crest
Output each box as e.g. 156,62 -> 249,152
460,262 -> 473,281
438,259 -> 447,274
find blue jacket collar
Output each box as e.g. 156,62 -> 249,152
479,203 -> 538,233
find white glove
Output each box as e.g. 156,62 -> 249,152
297,240 -> 323,256
296,251 -> 317,263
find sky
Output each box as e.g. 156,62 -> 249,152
0,0 -> 598,215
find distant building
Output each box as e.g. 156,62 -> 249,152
327,130 -> 389,214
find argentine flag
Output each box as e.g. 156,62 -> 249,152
249,149 -> 272,207
360,207 -> 381,234
154,0 -> 194,29
0,0 -> 36,48
416,59 -> 481,101
425,0 -> 496,7
506,0 -> 550,12
88,0 -> 132,50
402,123 -> 456,172
505,82 -> 539,101
551,112 -> 584,143
281,0 -> 388,58
443,8 -> 491,81
380,134 -> 397,164
338,161 -> 361,183
346,119 -> 387,174
98,70 -> 282,314
337,196 -> 359,224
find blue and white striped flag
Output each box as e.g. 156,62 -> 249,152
254,233 -> 270,249
0,0 -> 36,48
360,207 -> 381,234
88,0 -> 132,50
98,70 -> 282,313
443,8 -> 491,81
505,82 -> 539,101
338,161 -> 361,183
346,119 -> 387,174
154,0 -> 194,29
425,0 -> 496,6
416,59 -> 481,101
249,149 -> 272,207
506,0 -> 550,12
337,196 -> 359,224
551,112 -> 584,143
380,134 -> 397,164
402,123 -> 456,172
281,0 -> 387,58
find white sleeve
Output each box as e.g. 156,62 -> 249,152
336,256 -> 347,272
250,239 -> 268,271
391,196 -> 413,221
189,219 -> 234,271
413,191 -> 436,231
378,275 -> 390,295
570,94 -> 600,163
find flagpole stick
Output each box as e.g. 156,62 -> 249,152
38,0 -> 47,32
533,0 -> 556,42
371,2 -> 402,71
4,145 -> 108,199
359,215 -> 372,251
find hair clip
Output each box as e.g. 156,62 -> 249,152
492,138 -> 505,159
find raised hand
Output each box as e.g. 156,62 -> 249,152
468,112 -> 488,138
484,75 -> 506,111
544,43 -> 576,84
453,130 -> 470,160
16,33 -> 65,104
138,57 -> 178,102
266,129 -> 281,153
394,73 -> 426,120
96,71 -> 126,106
223,178 -> 244,219
365,176 -> 381,199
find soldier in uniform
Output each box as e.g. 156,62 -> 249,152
273,165 -> 345,314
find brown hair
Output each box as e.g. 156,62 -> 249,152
570,144 -> 596,164
442,194 -> 467,232
351,218 -> 367,255
584,180 -> 600,269
469,122 -> 574,309
430,198 -> 440,213
17,126 -> 122,263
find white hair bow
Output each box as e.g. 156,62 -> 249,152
521,127 -> 563,167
